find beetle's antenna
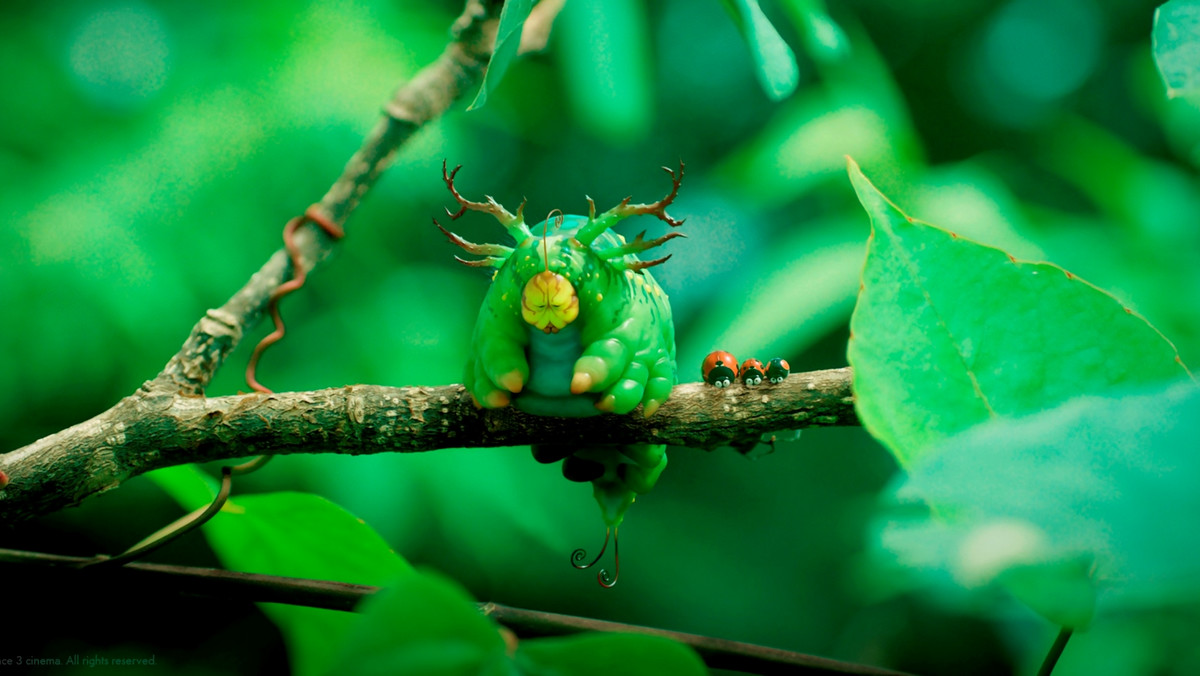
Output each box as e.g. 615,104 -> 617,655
571,526 -> 610,570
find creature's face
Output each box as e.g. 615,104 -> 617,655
521,271 -> 578,333
507,222 -> 605,335
512,226 -> 588,333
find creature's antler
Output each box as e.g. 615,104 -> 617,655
441,160 -> 532,241
597,230 -> 686,260
433,218 -> 512,268
576,162 -> 686,247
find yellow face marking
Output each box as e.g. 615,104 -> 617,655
521,271 -> 579,333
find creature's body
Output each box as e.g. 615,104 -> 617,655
436,162 -> 685,586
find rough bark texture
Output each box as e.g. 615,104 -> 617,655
0,369 -> 855,525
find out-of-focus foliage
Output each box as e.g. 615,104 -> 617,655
468,0 -> 535,111
339,569 -> 708,675
1154,0 -> 1200,97
874,382 -> 1200,640
847,160 -> 1189,466
4,0 -> 1200,674
720,0 -> 800,100
149,465 -> 412,676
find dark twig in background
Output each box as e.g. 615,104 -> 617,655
0,548 -> 910,676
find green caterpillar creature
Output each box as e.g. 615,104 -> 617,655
435,161 -> 684,587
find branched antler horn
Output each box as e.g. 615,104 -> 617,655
597,230 -> 686,261
577,161 -> 686,247
441,159 -> 531,241
433,217 -> 512,268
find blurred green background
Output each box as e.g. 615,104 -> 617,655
3,0 -> 1200,674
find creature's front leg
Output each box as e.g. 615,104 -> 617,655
572,309 -> 674,417
464,296 -> 529,409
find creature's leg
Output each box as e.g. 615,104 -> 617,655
619,443 -> 665,469
642,355 -> 675,417
596,360 -> 649,414
532,444 -> 574,464
571,332 -> 631,395
467,354 -> 511,408
476,326 -> 529,394
618,449 -> 668,495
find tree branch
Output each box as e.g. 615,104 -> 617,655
0,368 -> 855,525
0,547 -> 909,676
0,0 -> 574,522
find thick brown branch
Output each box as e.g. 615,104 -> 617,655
0,368 -> 855,525
0,547 -> 908,676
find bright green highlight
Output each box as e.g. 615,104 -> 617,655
720,0 -> 800,101
845,158 -> 1189,467
1153,0 -> 1200,98
878,382 -> 1200,628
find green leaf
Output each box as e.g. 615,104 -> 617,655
339,570 -> 707,676
147,467 -> 411,676
721,0 -> 800,101
338,571 -> 511,676
779,0 -> 850,64
517,632 -> 708,676
468,0 -> 536,111
877,382 -> 1200,627
845,158 -> 1189,466
1153,0 -> 1200,98
213,492 -> 412,676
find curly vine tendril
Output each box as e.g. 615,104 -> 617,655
570,527 -> 610,570
598,529 -> 619,588
570,527 -> 620,588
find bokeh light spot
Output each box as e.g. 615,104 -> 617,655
69,3 -> 171,108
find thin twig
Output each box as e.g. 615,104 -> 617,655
0,547 -> 910,676
481,603 -> 915,676
0,369 -> 855,525
1036,627 -> 1072,676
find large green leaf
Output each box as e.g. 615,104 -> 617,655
720,0 -> 800,101
845,158 -> 1189,466
146,466 -> 411,676
468,0 -> 535,111
339,569 -> 706,676
1153,0 -> 1200,98
877,382 -> 1200,628
517,632 -> 708,676
338,571 -> 511,676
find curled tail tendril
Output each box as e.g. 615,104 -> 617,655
571,526 -> 610,570
598,529 -> 620,588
